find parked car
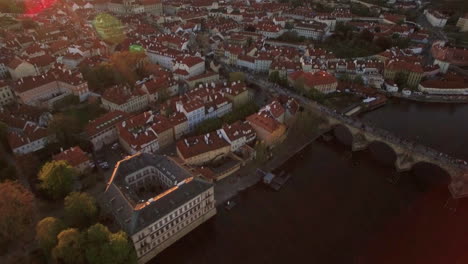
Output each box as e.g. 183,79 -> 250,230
99,162 -> 109,170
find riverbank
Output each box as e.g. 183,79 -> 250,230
214,111 -> 329,206
156,139 -> 429,264
382,91 -> 468,104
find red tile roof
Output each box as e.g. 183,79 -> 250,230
289,70 -> 337,87
85,110 -> 128,137
53,146 -> 89,167
246,112 -> 283,133
177,131 -> 230,160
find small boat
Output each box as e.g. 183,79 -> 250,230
225,200 -> 236,210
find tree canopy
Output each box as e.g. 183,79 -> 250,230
52,228 -> 85,264
0,181 -> 35,248
36,217 -> 67,257
0,157 -> 16,182
38,161 -> 76,200
48,114 -> 82,148
64,192 -> 98,228
83,223 -> 137,264
0,121 -> 7,147
194,101 -> 259,135
229,72 -> 245,83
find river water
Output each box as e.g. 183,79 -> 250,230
154,100 -> 468,264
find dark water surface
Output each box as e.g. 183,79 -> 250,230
154,101 -> 468,264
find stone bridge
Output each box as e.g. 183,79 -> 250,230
318,107 -> 468,199
245,74 -> 468,198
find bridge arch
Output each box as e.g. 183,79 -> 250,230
411,162 -> 451,190
368,141 -> 397,166
332,124 -> 353,146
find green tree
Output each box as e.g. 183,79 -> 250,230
157,88 -> 170,103
38,161 -> 76,200
0,159 -> 16,181
48,114 -> 81,148
229,72 -> 245,83
269,71 -> 280,83
195,118 -> 223,135
375,36 -> 392,50
394,72 -> 408,88
246,37 -> 253,47
83,224 -> 136,264
105,231 -> 137,264
83,223 -> 111,264
36,217 -> 66,258
0,121 -> 7,148
254,142 -> 269,162
354,75 -> 365,85
359,29 -> 374,42
0,181 -> 35,250
64,192 -> 98,228
52,228 -> 85,264
306,88 -> 326,103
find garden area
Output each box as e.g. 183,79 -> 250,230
317,23 -> 410,58
194,102 -> 259,135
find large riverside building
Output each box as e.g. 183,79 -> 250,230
102,153 -> 216,264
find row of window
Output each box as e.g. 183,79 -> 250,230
138,209 -> 207,256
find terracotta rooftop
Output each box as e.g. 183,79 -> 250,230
176,131 -> 230,160
53,146 -> 90,167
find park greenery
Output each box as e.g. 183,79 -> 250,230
36,217 -> 67,259
36,189 -> 136,264
275,31 -> 305,43
53,95 -> 80,111
269,71 -> 288,87
194,101 -> 259,135
350,2 -> 379,17
80,51 -> 146,93
0,158 -> 16,182
318,23 -> 410,58
64,192 -> 97,228
0,181 -> 36,252
228,72 -> 245,83
64,192 -> 99,229
0,121 -> 8,148
38,160 -> 77,200
48,102 -> 106,152
36,222 -> 137,264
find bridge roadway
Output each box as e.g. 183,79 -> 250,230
247,76 -> 468,199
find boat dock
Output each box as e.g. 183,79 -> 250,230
257,169 -> 292,191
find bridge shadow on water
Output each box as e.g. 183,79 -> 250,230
331,125 -> 452,193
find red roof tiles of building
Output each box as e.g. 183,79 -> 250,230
85,110 -> 128,137
289,70 -> 338,87
102,86 -> 145,105
221,121 -> 255,142
246,112 -> 283,134
176,131 -> 230,159
169,112 -> 188,126
7,123 -> 48,149
386,59 -> 423,73
53,146 -> 89,167
8,57 -> 28,69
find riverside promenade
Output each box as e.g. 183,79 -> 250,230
214,112 -> 329,206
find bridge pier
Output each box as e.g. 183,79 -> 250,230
351,133 -> 369,151
325,116 -> 468,199
395,153 -> 415,172
449,173 -> 468,199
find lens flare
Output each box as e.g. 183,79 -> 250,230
92,13 -> 126,45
